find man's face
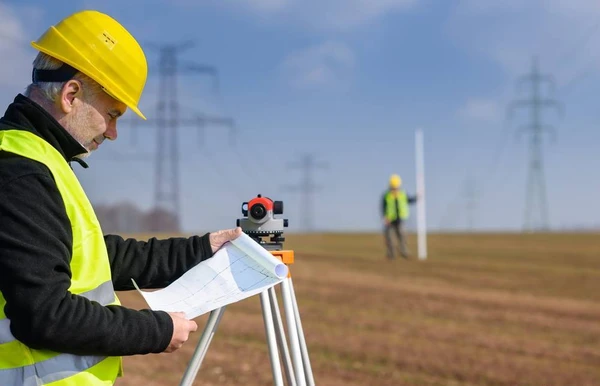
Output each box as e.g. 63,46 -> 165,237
62,82 -> 126,157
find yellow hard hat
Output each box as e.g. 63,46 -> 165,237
389,174 -> 402,188
31,10 -> 148,120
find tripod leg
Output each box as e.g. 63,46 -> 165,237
281,278 -> 307,386
288,278 -> 315,386
259,291 -> 285,386
179,307 -> 226,386
268,286 -> 296,386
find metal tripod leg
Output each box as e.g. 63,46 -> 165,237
281,278 -> 307,386
179,307 -> 226,386
259,290 -> 285,386
179,287 -> 292,386
268,286 -> 296,386
179,280 -> 315,386
288,277 -> 315,386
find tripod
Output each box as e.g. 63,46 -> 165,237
179,242 -> 315,386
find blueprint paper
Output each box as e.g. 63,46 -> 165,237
133,233 -> 289,319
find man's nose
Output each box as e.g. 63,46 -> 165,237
105,122 -> 118,141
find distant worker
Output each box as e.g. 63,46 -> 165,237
0,10 -> 242,385
381,174 -> 418,259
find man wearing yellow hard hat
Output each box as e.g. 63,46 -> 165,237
381,174 -> 418,259
0,10 -> 241,385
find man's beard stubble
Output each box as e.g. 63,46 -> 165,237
66,103 -> 101,159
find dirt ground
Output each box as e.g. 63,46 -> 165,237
114,232 -> 600,386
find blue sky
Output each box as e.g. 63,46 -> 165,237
1,0 -> 599,233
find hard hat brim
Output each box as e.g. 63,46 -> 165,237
32,40 -> 147,121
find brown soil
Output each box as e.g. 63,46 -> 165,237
114,232 -> 600,386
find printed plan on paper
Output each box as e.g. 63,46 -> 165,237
133,234 -> 289,319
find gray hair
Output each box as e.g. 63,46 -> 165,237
24,52 -> 103,103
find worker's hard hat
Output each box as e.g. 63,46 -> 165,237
389,174 -> 402,188
31,10 -> 148,120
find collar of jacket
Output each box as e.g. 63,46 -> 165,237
0,94 -> 90,168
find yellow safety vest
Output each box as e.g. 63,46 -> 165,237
384,190 -> 409,221
0,130 -> 122,385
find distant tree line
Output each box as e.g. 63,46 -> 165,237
94,202 -> 180,233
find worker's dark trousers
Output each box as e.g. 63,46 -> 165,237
384,219 -> 408,259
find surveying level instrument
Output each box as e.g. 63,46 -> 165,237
179,194 -> 315,386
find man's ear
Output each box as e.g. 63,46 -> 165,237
58,79 -> 83,114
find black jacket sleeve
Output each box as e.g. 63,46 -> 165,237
408,194 -> 418,204
0,171 -> 174,357
104,233 -> 213,291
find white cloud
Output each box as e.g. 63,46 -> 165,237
452,0 -> 530,16
0,4 -> 33,90
293,0 -> 418,31
281,41 -> 355,89
227,0 -> 290,13
0,3 -> 45,110
458,98 -> 501,123
447,0 -> 600,86
173,0 -> 290,13
187,0 -> 419,31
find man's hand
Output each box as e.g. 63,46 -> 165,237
209,227 -> 243,253
164,312 -> 198,353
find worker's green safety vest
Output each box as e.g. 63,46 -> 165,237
385,190 -> 409,221
0,130 -> 122,385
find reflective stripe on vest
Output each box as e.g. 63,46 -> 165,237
385,190 -> 409,221
0,130 -> 122,385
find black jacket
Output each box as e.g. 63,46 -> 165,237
0,94 -> 213,356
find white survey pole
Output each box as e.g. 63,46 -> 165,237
415,129 -> 427,260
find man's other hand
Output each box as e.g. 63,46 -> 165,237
165,312 -> 198,353
209,227 -> 243,253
